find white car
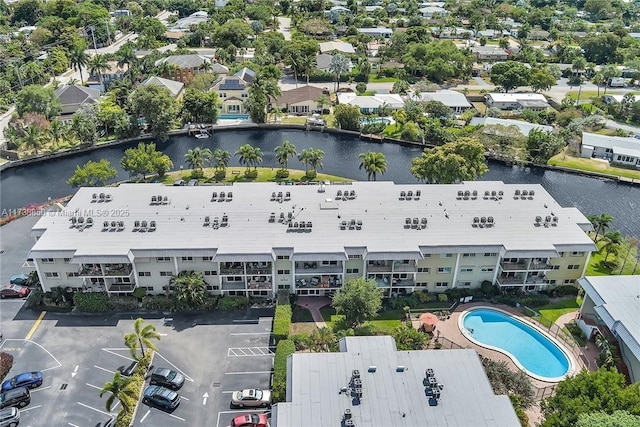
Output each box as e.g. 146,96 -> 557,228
231,389 -> 271,408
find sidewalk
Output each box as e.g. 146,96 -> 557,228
295,296 -> 330,328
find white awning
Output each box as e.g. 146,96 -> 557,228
131,249 -> 216,258
344,247 -> 367,256
72,255 -> 131,264
366,251 -> 421,261
214,253 -> 274,262
293,253 -> 346,261
503,249 -> 559,259
594,305 -> 615,329
28,250 -> 75,259
615,325 -> 640,360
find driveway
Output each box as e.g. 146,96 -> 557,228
277,17 -> 291,41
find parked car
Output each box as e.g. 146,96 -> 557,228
0,407 -> 20,427
116,361 -> 138,377
101,416 -> 115,427
187,179 -> 199,186
173,179 -> 185,186
150,367 -> 184,390
9,274 -> 28,286
230,413 -> 270,427
1,372 -> 43,392
0,387 -> 30,409
0,285 -> 30,299
142,385 -> 180,410
231,389 -> 271,408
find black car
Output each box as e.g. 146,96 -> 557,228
142,385 -> 180,410
150,367 -> 184,390
117,361 -> 138,377
0,387 -> 30,409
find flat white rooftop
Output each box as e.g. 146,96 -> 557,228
29,182 -> 595,259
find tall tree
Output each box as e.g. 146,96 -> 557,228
235,144 -> 263,171
184,147 -> 213,172
67,159 -> 117,187
124,318 -> 160,360
213,149 -> 231,174
170,271 -> 207,308
99,371 -> 138,413
587,213 -> 613,242
358,151 -> 387,181
69,42 -> 89,84
88,54 -> 110,88
48,119 -> 68,149
603,230 -> 623,262
121,142 -> 173,179
275,140 -> 297,171
331,277 -> 383,328
329,54 -> 351,92
21,125 -> 45,154
15,85 -> 61,118
128,85 -> 179,141
333,104 -> 361,131
411,137 -> 488,183
490,61 -> 531,92
182,88 -> 219,124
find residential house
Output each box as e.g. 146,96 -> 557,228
210,75 -> 249,115
485,93 -> 550,111
319,40 -> 356,54
602,94 -> 626,105
28,182 -> 594,297
434,27 -> 472,39
471,46 -> 510,62
577,276 -> 640,383
234,67 -> 256,85
140,76 -> 185,99
337,93 -> 404,113
315,53 -> 354,73
272,85 -> 328,115
477,29 -> 510,39
155,54 -> 225,84
364,5 -> 383,12
528,29 -> 550,41
580,132 -> 640,168
54,85 -> 100,116
357,26 -> 393,39
419,6 -> 448,18
87,61 -> 128,93
410,90 -> 473,115
272,336 -> 521,426
469,117 -> 553,136
170,11 -> 208,31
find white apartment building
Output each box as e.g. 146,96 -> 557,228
29,182 -> 595,298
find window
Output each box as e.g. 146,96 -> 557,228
440,253 -> 453,258
544,279 -> 557,285
277,255 -> 290,260
278,285 -> 291,290
458,281 -> 472,287
551,265 -> 560,270
206,285 -> 218,291
415,282 -> 428,287
159,271 -> 173,277
321,260 -> 338,266
570,251 -> 585,257
568,264 -> 580,270
204,270 -> 217,276
346,268 -> 359,274
460,267 -> 473,273
277,269 -> 291,275
202,256 -> 213,261
44,272 -> 59,278
423,254 -> 431,258
437,267 -> 451,274
563,279 -> 574,285
241,93 -> 248,98
42,258 -> 55,263
227,276 -> 242,282
66,272 -> 79,278
156,257 -> 171,262
348,254 -> 362,259
484,252 -> 498,257
138,271 -> 151,277
462,253 -> 476,258
481,266 -> 494,272
417,267 -> 430,273
181,256 -> 194,262
64,258 -> 71,263
393,273 -> 408,279
435,282 -> 448,288
220,92 -> 226,98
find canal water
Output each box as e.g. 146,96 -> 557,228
1,129 -> 638,236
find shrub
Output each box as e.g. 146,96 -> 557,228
25,287 -> 44,309
243,169 -> 258,179
0,352 -> 14,381
361,122 -> 386,134
141,295 -> 176,311
520,294 -> 550,308
414,290 -> 432,303
481,280 -> 496,295
305,170 -> 317,179
437,293 -> 448,303
115,352 -> 152,427
275,169 -> 289,179
496,295 -> 520,307
290,333 -> 312,351
73,292 -> 109,312
190,169 -> 204,179
217,296 -> 248,310
554,285 -> 579,297
214,170 -> 226,180
107,296 -> 139,311
274,303 -> 292,343
272,340 -> 295,402
132,288 -> 147,300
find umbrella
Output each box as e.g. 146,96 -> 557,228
419,312 -> 439,326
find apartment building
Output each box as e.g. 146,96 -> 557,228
28,182 -> 595,298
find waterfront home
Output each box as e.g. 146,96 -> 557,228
469,117 -> 553,136
337,93 -> 404,113
140,76 -> 185,99
54,85 -> 100,116
485,93 -> 550,111
155,54 -> 225,84
271,85 -> 328,115
410,90 -> 473,115
210,75 -> 249,114
580,132 -> 640,168
578,276 -> 640,383
319,40 -> 356,54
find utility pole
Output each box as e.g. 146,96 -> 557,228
105,20 -> 112,45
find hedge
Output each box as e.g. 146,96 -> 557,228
115,352 -> 152,427
73,292 -> 110,312
0,352 -> 14,382
217,296 -> 248,311
273,303 -> 292,343
142,295 -> 177,311
107,296 -> 139,311
272,339 -> 295,403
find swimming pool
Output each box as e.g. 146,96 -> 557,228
460,307 -> 571,381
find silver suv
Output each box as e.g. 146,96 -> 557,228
0,407 -> 20,427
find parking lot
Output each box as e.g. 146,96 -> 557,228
0,307 -> 275,427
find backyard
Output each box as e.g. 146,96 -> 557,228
548,148 -> 640,181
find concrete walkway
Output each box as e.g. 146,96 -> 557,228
296,296 -> 330,329
554,310 -> 578,328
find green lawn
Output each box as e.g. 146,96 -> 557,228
163,167 -> 352,184
319,306 -> 403,333
536,297 -> 582,324
586,239 -> 640,276
369,75 -> 398,83
279,116 -> 307,124
548,149 -> 640,181
291,305 -> 315,323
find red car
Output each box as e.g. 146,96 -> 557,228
0,285 -> 30,299
230,413 -> 270,427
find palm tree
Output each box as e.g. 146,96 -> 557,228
88,54 -> 110,88
618,237 -> 639,274
298,148 -> 312,172
48,119 -> 67,149
171,271 -> 207,308
587,213 -> 613,242
22,125 -> 45,154
603,230 -> 623,263
307,148 -> 325,173
116,41 -> 137,80
100,371 -> 138,413
235,144 -> 263,171
275,140 -> 297,171
329,54 -> 351,92
392,109 -> 407,129
358,151 -> 388,181
184,147 -> 213,172
315,95 -> 330,116
213,149 -> 231,173
124,317 -> 161,360
69,44 -> 89,84
310,327 -> 335,352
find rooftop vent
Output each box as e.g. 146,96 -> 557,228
345,420 -> 355,427
396,366 -> 406,372
368,366 -> 376,373
344,409 -> 352,420
471,190 -> 477,200
415,189 -> 421,200
91,193 -> 98,203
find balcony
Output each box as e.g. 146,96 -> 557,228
497,274 -> 526,285
367,261 -> 392,272
220,263 -> 244,275
296,275 -> 342,289
78,264 -> 103,276
529,260 -> 553,271
221,281 -> 246,290
103,264 -> 133,277
295,262 -> 343,274
393,261 -> 417,272
500,261 -> 528,271
525,275 -> 546,285
245,262 -> 272,275
391,278 -> 415,287
106,283 -> 135,293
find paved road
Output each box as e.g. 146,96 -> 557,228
277,17 -> 292,41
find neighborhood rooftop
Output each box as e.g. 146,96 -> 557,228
272,336 -> 520,427
29,181 -> 595,259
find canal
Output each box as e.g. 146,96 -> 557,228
1,129 -> 638,237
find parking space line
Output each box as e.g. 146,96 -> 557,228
77,402 -> 113,416
216,409 -> 269,427
25,311 -> 46,340
225,371 -> 273,375
86,383 -> 103,391
140,409 -> 151,422
68,423 -> 80,427
94,365 -> 116,375
181,396 -> 189,401
19,404 -> 42,412
221,391 -> 234,394
103,348 -> 136,362
30,385 -> 51,392
229,332 -> 271,336
152,352 -> 194,382
227,347 -> 274,357
167,413 -> 186,421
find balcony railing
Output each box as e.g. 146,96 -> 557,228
221,282 -> 246,290
393,262 -> 417,272
367,263 -> 392,272
78,265 -> 103,276
525,276 -> 546,284
248,281 -> 272,290
220,267 -> 244,275
391,278 -> 415,287
497,275 -> 526,285
295,262 -> 343,274
107,283 -> 136,292
296,275 -> 343,289
500,262 -> 528,271
529,262 -> 553,271
103,265 -> 133,277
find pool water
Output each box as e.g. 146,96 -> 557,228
218,114 -> 250,121
462,308 -> 570,381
